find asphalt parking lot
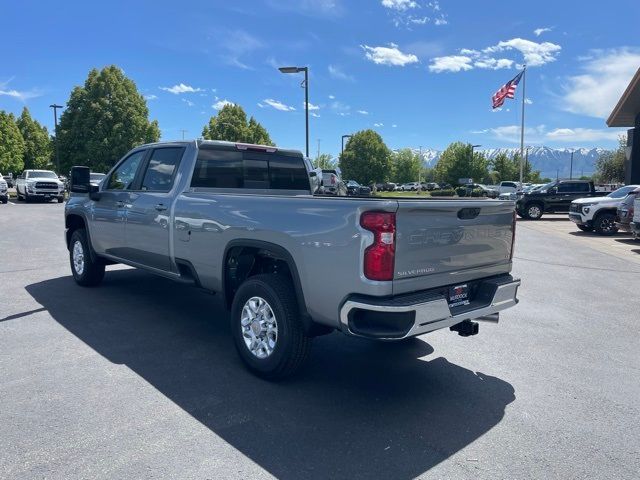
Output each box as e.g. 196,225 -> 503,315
1,202 -> 639,479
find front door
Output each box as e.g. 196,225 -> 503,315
124,146 -> 185,271
89,150 -> 146,257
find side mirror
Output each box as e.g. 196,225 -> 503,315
70,166 -> 90,193
309,171 -> 317,178
549,187 -> 557,194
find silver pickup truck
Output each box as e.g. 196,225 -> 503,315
65,140 -> 520,378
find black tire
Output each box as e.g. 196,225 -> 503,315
230,273 -> 311,380
24,191 -> 30,203
69,229 -> 105,286
577,224 -> 593,232
57,196 -> 64,203
593,212 -> 618,236
525,203 -> 544,220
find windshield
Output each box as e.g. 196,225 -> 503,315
28,171 -> 58,179
538,181 -> 557,192
606,185 -> 637,198
347,181 -> 360,186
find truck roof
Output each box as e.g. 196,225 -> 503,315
137,139 -> 303,157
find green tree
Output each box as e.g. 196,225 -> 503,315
433,142 -> 489,186
489,152 -> 518,182
16,107 -> 52,170
202,104 -> 273,146
393,148 -> 422,184
339,129 -> 392,184
57,65 -> 160,173
313,153 -> 335,170
0,111 -> 25,174
595,136 -> 626,183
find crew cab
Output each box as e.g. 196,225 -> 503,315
569,185 -> 640,234
65,140 -> 520,379
516,180 -> 604,220
16,169 -> 65,203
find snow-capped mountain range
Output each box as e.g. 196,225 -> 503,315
405,146 -> 608,179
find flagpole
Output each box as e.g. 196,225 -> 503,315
519,65 -> 526,185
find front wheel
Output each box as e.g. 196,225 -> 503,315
593,212 -> 618,235
525,203 -> 543,220
69,229 -> 105,286
230,274 -> 312,379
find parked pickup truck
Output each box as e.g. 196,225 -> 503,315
16,169 -> 65,203
569,185 -> 639,234
516,179 -> 605,220
65,140 -> 520,379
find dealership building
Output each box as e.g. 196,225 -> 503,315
607,67 -> 640,184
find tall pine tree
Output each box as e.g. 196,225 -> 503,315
17,107 -> 52,170
0,111 -> 25,175
57,65 -> 161,173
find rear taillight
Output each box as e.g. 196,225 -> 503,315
331,176 -> 336,185
510,210 -> 516,260
361,211 -> 396,281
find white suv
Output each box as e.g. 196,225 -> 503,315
0,173 -> 8,204
569,185 -> 640,235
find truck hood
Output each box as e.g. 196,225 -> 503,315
571,196 -> 616,205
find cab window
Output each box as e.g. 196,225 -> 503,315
107,151 -> 146,190
140,147 -> 184,192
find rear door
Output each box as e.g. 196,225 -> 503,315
392,199 -> 515,294
124,146 -> 185,271
553,182 -> 591,210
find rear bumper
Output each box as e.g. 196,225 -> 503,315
339,275 -> 520,340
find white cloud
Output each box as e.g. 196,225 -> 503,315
144,94 -> 158,100
213,99 -> 234,110
328,94 -> 335,99
310,112 -> 320,118
182,99 -> 194,107
330,100 -> 351,114
304,102 -> 320,110
381,0 -> 417,11
374,122 -> 384,127
474,57 -> 514,70
434,17 -> 447,26
261,98 -> 296,111
429,55 -> 473,73
476,124 -> 623,144
160,83 -> 203,94
524,98 -> 533,105
0,79 -> 42,101
357,110 -> 369,115
562,48 -> 640,119
546,127 -> 624,142
337,112 -> 350,116
392,124 -> 398,128
328,64 -> 355,81
533,27 -> 552,37
362,43 -> 418,66
430,37 -> 560,73
484,38 -> 561,67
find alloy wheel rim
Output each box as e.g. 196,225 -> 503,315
601,217 -> 614,232
529,205 -> 541,218
241,296 -> 278,359
72,240 -> 85,275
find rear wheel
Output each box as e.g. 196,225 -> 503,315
577,224 -> 593,232
593,212 -> 618,235
230,273 -> 312,379
69,229 -> 105,286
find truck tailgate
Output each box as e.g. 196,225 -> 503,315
393,199 -> 515,294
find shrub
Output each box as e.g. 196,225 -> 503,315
455,187 -> 485,197
430,189 -> 457,197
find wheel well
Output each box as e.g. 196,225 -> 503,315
594,208 -> 617,219
65,214 -> 86,249
224,246 -> 293,309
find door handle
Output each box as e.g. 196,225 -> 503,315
155,203 -> 168,212
116,200 -> 125,208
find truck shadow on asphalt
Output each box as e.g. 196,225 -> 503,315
27,269 -> 515,480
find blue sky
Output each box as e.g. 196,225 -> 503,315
2,0 -> 639,157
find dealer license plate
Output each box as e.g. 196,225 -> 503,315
448,284 -> 470,307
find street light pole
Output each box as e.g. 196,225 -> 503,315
279,66 -> 309,157
341,134 -> 352,155
49,104 -> 64,173
569,149 -> 574,180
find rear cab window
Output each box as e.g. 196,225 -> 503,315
191,145 -> 309,192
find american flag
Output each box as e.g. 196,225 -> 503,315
492,70 -> 524,109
